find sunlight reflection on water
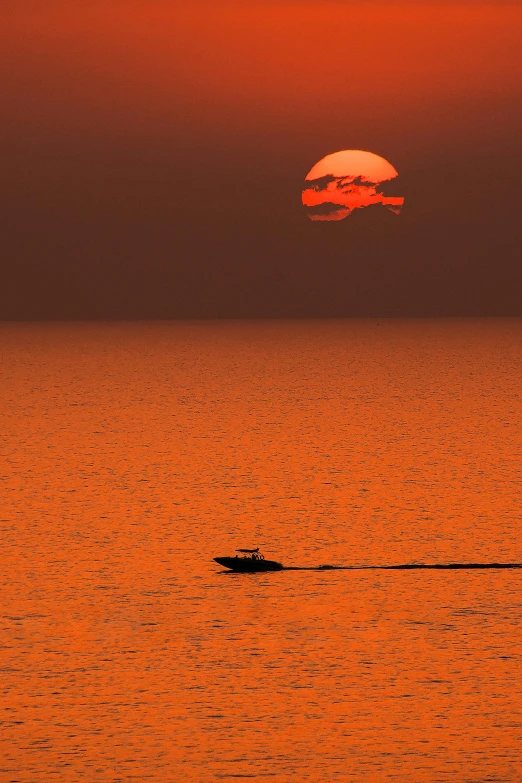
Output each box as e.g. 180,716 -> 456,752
1,319 -> 521,781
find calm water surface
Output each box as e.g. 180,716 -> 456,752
1,319 -> 521,781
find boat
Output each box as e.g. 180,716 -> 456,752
214,548 -> 284,572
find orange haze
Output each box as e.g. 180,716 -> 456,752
3,2 -> 521,150
1,1 -> 522,317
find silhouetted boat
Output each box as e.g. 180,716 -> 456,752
214,548 -> 284,572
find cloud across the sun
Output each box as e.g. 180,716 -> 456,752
302,173 -> 404,221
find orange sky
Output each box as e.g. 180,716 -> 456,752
3,2 -> 521,152
1,1 -> 521,318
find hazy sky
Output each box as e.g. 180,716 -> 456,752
2,1 -> 521,318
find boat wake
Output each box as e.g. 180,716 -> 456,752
284,563 -> 522,571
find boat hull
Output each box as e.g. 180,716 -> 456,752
214,557 -> 284,572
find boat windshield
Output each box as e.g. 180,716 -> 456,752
235,548 -> 264,560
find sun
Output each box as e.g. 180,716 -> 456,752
302,150 -> 404,221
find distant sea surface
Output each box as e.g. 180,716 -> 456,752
1,319 -> 521,782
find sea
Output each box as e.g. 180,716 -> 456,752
1,319 -> 521,782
